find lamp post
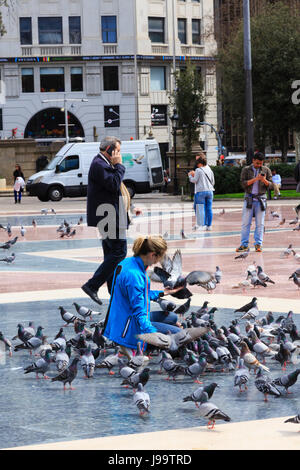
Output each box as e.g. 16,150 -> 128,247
200,121 -> 224,160
170,108 -> 179,195
243,0 -> 254,165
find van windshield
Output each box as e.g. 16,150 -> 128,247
44,155 -> 62,170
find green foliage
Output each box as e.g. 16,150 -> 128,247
169,62 -> 207,162
0,1 -> 8,36
268,163 -> 296,177
217,1 -> 300,158
211,166 -> 243,194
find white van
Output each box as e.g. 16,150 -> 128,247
26,139 -> 164,201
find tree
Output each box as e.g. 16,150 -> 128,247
0,1 -> 9,37
217,1 -> 300,160
169,62 -> 207,163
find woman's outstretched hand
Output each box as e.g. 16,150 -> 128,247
163,285 -> 185,296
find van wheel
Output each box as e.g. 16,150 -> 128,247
37,195 -> 49,202
48,186 -> 63,202
125,183 -> 135,198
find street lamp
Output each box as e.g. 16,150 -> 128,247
170,108 -> 179,195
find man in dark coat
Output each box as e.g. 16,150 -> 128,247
81,136 -> 129,305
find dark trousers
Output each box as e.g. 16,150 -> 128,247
87,237 -> 127,294
14,190 -> 22,203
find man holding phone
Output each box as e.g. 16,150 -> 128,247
236,152 -> 273,253
82,136 -> 131,305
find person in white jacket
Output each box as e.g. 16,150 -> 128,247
13,176 -> 25,204
188,153 -> 215,231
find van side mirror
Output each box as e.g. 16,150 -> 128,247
55,164 -> 60,173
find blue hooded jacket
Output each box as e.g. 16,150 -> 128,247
103,256 -> 163,349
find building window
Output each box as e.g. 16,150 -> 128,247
71,67 -> 83,91
148,17 -> 165,43
38,17 -> 63,44
178,19 -> 187,44
192,19 -> 201,44
104,105 -> 120,127
151,105 -> 168,126
69,16 -> 81,44
150,67 -> 166,91
20,17 -> 32,45
101,16 -> 117,43
21,68 -> 34,93
40,67 -> 64,92
103,66 -> 119,91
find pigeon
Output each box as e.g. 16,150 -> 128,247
51,329 -> 67,352
272,369 -> 300,394
180,229 -> 188,239
20,226 -> 26,237
293,224 -> 300,232
67,229 -> 76,238
279,218 -> 286,226
257,266 -> 275,284
6,223 -> 11,237
174,298 -> 191,317
235,251 -> 249,260
273,342 -> 291,370
24,350 -> 52,379
73,302 -> 101,321
289,217 -> 299,225
137,325 -> 209,352
14,323 -> 34,344
254,367 -> 281,402
214,266 -> 222,284
240,306 -> 260,321
284,414 -> 300,425
185,353 -> 207,383
51,357 -> 80,390
281,244 -> 296,258
248,330 -> 275,362
58,306 -> 81,326
240,341 -> 270,373
92,324 -> 105,350
234,297 -> 257,313
270,211 -> 280,218
0,331 -> 12,356
295,204 -> 300,217
133,383 -> 150,415
197,392 -> 231,429
183,382 -> 219,408
0,253 -> 15,264
55,345 -> 70,372
232,280 -> 251,292
247,271 -> 267,288
160,352 -> 185,381
32,219 -> 37,228
234,358 -> 250,392
14,326 -> 44,355
162,231 -> 169,239
121,367 -> 150,389
81,345 -> 95,378
77,216 -> 84,225
289,273 -> 300,290
41,208 -> 48,215
220,208 -> 225,215
156,297 -> 177,312
51,208 -> 56,215
128,342 -> 149,370
96,348 -> 121,375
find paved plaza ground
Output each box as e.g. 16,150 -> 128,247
1,193 -> 300,451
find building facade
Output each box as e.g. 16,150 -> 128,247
0,0 -> 218,164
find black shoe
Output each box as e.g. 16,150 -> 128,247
81,284 -> 103,306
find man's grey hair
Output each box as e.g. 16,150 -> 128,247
100,136 -> 121,152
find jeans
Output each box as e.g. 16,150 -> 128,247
87,237 -> 127,293
150,310 -> 178,326
240,199 -> 266,247
194,191 -> 214,227
14,190 -> 22,203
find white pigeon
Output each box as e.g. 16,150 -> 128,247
133,383 -> 150,415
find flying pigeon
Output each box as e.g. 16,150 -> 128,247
137,325 -> 209,352
133,383 -> 150,415
51,357 -> 80,390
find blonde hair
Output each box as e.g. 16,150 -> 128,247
132,235 -> 167,258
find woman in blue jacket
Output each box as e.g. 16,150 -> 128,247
103,235 -> 182,352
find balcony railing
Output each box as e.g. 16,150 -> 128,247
181,45 -> 205,56
103,44 -> 118,54
21,45 -> 82,57
151,44 -> 169,55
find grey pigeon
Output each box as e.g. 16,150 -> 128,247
0,253 -> 15,263
121,367 -> 150,389
58,306 -> 80,326
160,351 -> 185,381
0,331 -> 12,356
96,348 -> 121,374
156,297 -> 177,312
254,367 -> 281,402
133,383 -> 150,415
289,273 -> 300,289
180,228 -> 188,239
234,358 -> 250,392
184,352 -> 207,383
128,341 -> 149,370
247,271 -> 267,288
24,350 -> 51,379
257,266 -> 275,284
20,226 -> 26,237
281,244 -> 295,258
197,392 -> 231,429
73,302 -> 101,320
234,297 -> 257,313
285,414 -> 300,425
234,251 -> 249,259
137,325 -> 209,352
81,345 -> 95,378
272,369 -> 300,394
183,382 -> 219,408
14,326 -> 44,354
51,357 -> 80,390
55,345 -> 70,372
214,266 -> 222,284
